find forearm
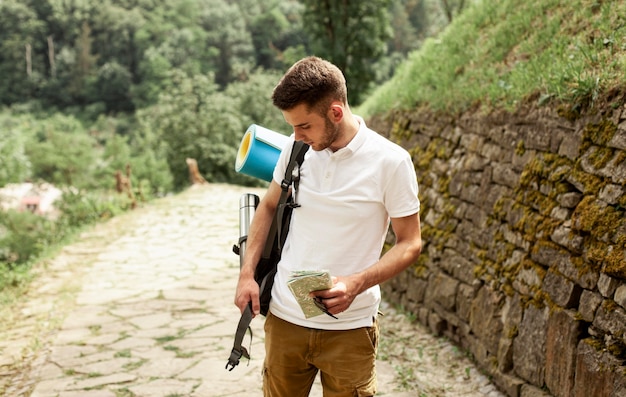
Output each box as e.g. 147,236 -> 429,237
239,203 -> 274,277
238,182 -> 281,280
349,213 -> 422,296
354,238 -> 422,294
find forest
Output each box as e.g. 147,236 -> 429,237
0,0 -> 469,191
0,0 -> 466,289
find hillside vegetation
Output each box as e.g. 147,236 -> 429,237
359,0 -> 626,117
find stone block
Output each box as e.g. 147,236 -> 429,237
593,300 -> 626,337
405,278 -> 427,305
481,142 -> 506,162
599,183 -> 625,205
558,133 -> 581,160
513,265 -> 543,296
427,310 -> 445,336
490,371 -> 524,397
497,336 -> 514,373
543,270 -> 582,309
524,126 -> 551,151
492,162 -> 519,188
466,333 -> 490,368
520,383 -> 552,397
456,283 -> 474,321
460,183 -> 483,205
573,339 -> 621,397
550,206 -> 571,221
502,294 -> 524,332
556,192 -> 583,208
609,125 -> 626,150
545,310 -> 583,397
449,172 -> 465,197
513,305 -> 548,386
578,289 -> 602,322
512,148 -> 536,171
598,273 -> 621,298
417,307 -> 429,325
608,151 -> 626,184
550,225 -> 583,252
484,184 -> 512,212
424,271 -> 458,311
452,255 -> 476,285
614,284 -> 626,310
460,134 -> 486,153
547,252 -> 598,291
470,286 -> 504,354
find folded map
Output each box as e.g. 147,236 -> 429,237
287,270 -> 333,318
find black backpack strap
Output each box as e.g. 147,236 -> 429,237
225,266 -> 278,371
277,141 -> 309,251
226,140 -> 308,371
226,305 -> 253,371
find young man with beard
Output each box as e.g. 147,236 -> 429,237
234,56 -> 422,396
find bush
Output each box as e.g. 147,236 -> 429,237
0,188 -> 134,292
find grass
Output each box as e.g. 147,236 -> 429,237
358,0 -> 626,117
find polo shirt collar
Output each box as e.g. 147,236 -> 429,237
329,115 -> 367,158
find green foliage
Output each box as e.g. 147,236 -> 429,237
90,62 -> 135,113
25,113 -> 98,188
225,70 -> 288,133
138,69 -> 278,189
0,1 -> 45,105
198,0 -> 255,88
0,210 -> 59,266
358,0 -> 626,116
0,188 -> 133,291
300,0 -> 393,105
56,189 -> 129,228
0,0 -> 435,292
0,115 -> 32,185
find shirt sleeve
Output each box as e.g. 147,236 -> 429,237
383,153 -> 420,218
272,136 -> 297,185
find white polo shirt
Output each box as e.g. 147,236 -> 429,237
270,117 -> 420,330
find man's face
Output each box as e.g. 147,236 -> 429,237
281,103 -> 340,152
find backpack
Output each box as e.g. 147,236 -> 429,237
226,140 -> 309,371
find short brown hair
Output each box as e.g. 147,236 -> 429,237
272,56 -> 347,114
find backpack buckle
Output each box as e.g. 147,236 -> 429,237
225,346 -> 250,371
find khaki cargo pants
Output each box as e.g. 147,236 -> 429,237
263,311 -> 378,397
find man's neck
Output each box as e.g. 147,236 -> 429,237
330,114 -> 360,152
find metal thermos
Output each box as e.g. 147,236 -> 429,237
238,193 -> 259,269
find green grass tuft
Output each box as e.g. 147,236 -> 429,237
358,0 -> 626,117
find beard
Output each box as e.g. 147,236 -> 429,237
313,116 -> 341,151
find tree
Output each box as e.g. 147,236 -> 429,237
0,113 -> 32,186
90,61 -> 134,112
197,0 -> 255,87
440,0 -> 466,23
25,113 -> 97,188
137,70 -> 245,189
0,1 -> 44,105
300,0 -> 393,105
225,70 -> 284,131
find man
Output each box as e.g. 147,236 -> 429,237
234,56 -> 422,396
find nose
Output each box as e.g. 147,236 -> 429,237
294,131 -> 306,142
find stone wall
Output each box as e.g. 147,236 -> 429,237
372,101 -> 626,397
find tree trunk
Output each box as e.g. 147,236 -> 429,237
25,43 -> 32,77
48,35 -> 56,77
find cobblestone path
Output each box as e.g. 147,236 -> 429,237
0,184 -> 504,397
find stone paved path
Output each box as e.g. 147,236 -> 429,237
1,184 -> 505,397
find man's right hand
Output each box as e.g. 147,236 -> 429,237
234,275 -> 260,317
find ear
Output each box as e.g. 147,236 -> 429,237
328,102 -> 344,123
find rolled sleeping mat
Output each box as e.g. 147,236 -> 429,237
235,124 -> 290,182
